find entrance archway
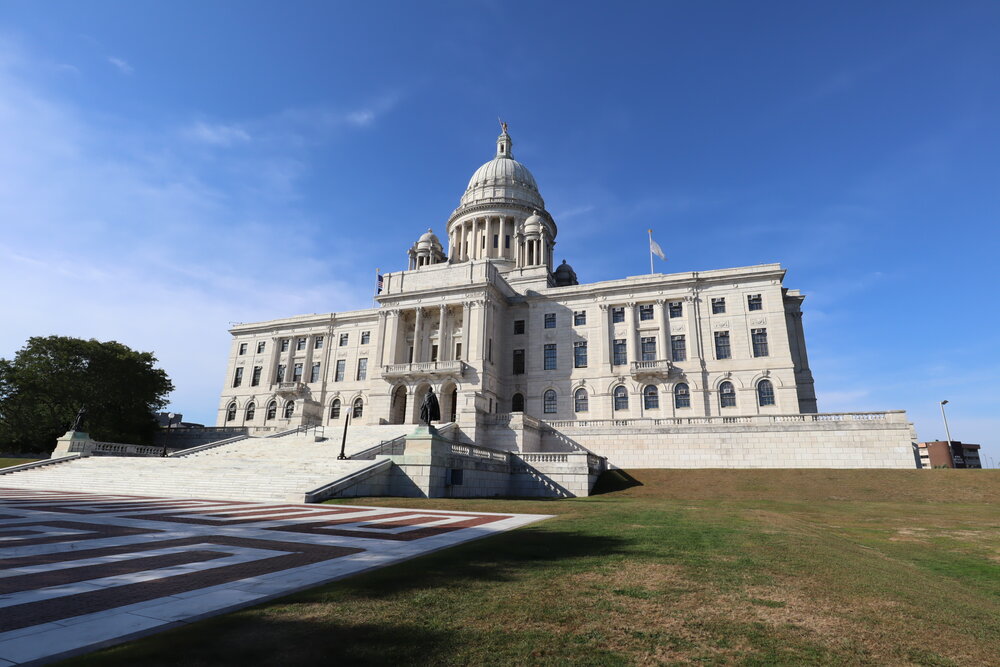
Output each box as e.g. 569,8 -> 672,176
389,385 -> 408,425
440,382 -> 458,423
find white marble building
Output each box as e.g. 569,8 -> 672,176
217,127 -> 916,469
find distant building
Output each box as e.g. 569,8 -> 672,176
916,441 -> 982,469
156,412 -> 204,429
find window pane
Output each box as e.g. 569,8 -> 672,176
543,390 -> 557,413
296,338 -> 306,351
361,331 -> 371,345
514,320 -> 525,334
513,349 -> 525,374
674,383 -> 690,408
335,360 -> 345,382
233,367 -> 243,387
720,381 -> 736,408
339,333 -> 349,346
714,331 -> 731,360
613,339 -> 627,366
544,344 -> 557,370
574,310 -> 586,326
643,385 -> 659,409
752,328 -> 769,357
711,298 -> 726,314
251,366 -> 262,386
612,307 -> 624,323
748,294 -> 762,311
669,302 -> 683,318
639,304 -> 653,321
310,362 -> 321,383
613,386 -> 628,410
758,379 -> 775,406
238,343 -> 247,355
276,365 -> 285,383
574,341 -> 588,368
671,335 -> 686,362
292,363 -> 303,381
574,389 -> 588,412
544,313 -> 556,328
641,336 -> 656,361
257,341 -> 266,354
357,358 -> 368,381
511,393 -> 524,412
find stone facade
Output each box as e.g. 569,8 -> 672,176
216,127 -> 916,471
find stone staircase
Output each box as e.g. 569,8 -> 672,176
0,424 -> 425,503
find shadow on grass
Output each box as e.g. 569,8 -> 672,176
590,469 -> 643,495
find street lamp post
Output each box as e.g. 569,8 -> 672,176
939,400 -> 960,467
162,412 -> 175,457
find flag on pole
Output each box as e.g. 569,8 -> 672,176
375,268 -> 383,295
649,230 -> 666,261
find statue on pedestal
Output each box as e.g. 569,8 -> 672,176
69,406 -> 87,432
420,388 -> 441,427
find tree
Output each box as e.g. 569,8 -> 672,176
0,336 -> 174,453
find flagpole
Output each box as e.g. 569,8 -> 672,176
648,229 -> 654,274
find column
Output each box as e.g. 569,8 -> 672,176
598,304 -> 611,370
461,301 -> 472,361
625,302 -> 638,363
657,299 -> 669,362
413,307 -> 424,363
376,310 -> 389,366
439,304 -> 449,361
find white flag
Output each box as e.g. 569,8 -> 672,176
649,232 -> 666,261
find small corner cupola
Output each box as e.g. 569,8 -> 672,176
553,259 -> 579,286
408,228 -> 446,270
496,119 -> 512,158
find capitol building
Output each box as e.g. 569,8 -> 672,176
216,127 -> 917,471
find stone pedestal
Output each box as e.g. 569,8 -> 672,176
52,431 -> 92,458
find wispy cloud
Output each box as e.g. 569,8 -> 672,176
107,56 -> 133,74
183,121 -> 251,146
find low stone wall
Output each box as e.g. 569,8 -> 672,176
153,427 -> 250,450
539,412 -> 918,469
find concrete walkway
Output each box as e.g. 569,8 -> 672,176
0,487 -> 549,665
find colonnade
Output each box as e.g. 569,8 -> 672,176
447,215 -> 553,270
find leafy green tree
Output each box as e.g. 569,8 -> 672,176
0,336 -> 174,453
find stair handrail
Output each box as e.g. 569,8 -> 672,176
266,424 -> 324,439
0,453 -> 82,475
168,433 -> 251,457
350,422 -> 457,460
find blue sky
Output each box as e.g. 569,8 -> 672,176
1,1 -> 997,464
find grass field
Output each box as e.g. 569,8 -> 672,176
70,469 -> 999,666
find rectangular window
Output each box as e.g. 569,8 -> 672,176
505,235 -> 510,249
752,328 -> 769,357
276,364 -> 286,383
280,339 -> 289,352
544,313 -> 556,328
748,294 -> 762,311
482,235 -> 486,248
310,362 -> 321,383
314,336 -> 324,349
408,346 -> 414,363
356,358 -> 368,381
513,320 -> 525,334
671,335 -> 687,362
573,310 -> 586,326
455,342 -> 462,360
232,367 -> 243,387
292,363 -> 303,382
334,360 -> 345,382
238,343 -> 247,355
361,331 -> 370,345
257,341 -> 266,354
493,234 -> 498,248
296,338 -> 306,351
488,338 -> 492,363
339,333 -> 349,346
611,307 -> 625,323
639,304 -> 654,321
574,341 -> 588,368
513,349 -> 525,375
544,344 -> 557,370
431,344 -> 438,362
711,297 -> 726,314
251,366 -> 262,386
613,339 -> 627,366
714,331 -> 731,359
641,336 -> 656,361
669,301 -> 683,318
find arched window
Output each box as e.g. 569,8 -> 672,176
330,399 -> 341,419
613,385 -> 629,411
511,393 -> 524,412
226,402 -> 237,422
266,400 -> 277,420
574,388 -> 589,413
643,385 -> 659,409
283,401 -> 295,418
674,383 -> 690,409
352,397 -> 364,418
543,389 -> 557,414
757,379 -> 775,406
719,381 -> 736,408
245,402 -> 255,421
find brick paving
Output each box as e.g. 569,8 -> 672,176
0,487 -> 550,665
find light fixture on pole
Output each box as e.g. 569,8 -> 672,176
939,400 -> 954,445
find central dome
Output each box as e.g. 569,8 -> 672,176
457,129 -> 545,211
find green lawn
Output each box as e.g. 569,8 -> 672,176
0,457 -> 39,468
68,469 -> 1000,666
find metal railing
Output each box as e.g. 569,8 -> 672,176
350,422 -> 458,460
381,360 -> 466,376
544,411 -> 905,429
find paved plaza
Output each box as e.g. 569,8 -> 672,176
0,487 -> 549,665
